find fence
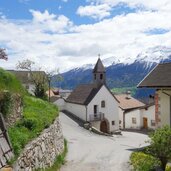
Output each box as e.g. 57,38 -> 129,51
0,113 -> 13,169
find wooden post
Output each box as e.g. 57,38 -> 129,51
48,77 -> 51,102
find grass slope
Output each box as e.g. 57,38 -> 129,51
0,68 -> 24,94
8,96 -> 58,156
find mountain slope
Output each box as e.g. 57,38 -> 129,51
52,46 -> 171,98
52,61 -> 157,89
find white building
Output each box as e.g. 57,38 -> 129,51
8,70 -> 46,95
138,63 -> 171,127
116,93 -> 156,130
64,58 -> 120,133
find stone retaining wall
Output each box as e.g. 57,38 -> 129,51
6,94 -> 23,127
13,117 -> 64,171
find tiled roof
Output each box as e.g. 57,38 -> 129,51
138,62 -> 171,88
115,94 -> 145,110
93,58 -> 105,73
66,84 -> 102,105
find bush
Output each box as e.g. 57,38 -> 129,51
148,126 -> 171,170
166,164 -> 171,171
130,152 -> 161,171
16,118 -> 37,130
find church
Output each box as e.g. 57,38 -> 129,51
64,58 -> 120,133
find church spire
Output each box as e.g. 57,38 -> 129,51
93,56 -> 106,85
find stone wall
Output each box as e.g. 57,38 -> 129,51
5,94 -> 23,127
13,117 -> 64,171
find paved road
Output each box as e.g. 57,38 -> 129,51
59,112 -> 149,171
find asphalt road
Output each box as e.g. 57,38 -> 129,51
59,112 -> 149,171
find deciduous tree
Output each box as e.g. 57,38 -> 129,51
17,59 -> 47,100
0,48 -> 8,60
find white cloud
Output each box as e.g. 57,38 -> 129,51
87,0 -> 171,12
30,10 -> 73,33
80,0 -> 171,20
1,3 -> 171,72
77,4 -> 111,20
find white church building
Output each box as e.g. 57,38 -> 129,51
64,58 -> 120,133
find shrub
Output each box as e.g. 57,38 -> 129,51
148,126 -> 171,170
130,152 -> 161,171
16,118 -> 37,130
166,164 -> 171,171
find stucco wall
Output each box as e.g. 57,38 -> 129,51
91,121 -> 101,130
158,90 -> 171,127
87,85 -> 119,132
23,83 -> 35,95
13,117 -> 64,171
119,108 -> 124,129
142,105 -> 156,129
54,98 -> 66,111
125,109 -> 141,129
65,102 -> 86,121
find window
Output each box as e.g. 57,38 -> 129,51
100,74 -> 103,80
151,120 -> 155,126
132,118 -> 136,124
94,105 -> 97,114
101,100 -> 105,108
112,121 -> 115,125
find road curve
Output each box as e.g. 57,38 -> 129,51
59,112 -> 149,171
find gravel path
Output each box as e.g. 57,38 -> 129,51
59,112 -> 149,171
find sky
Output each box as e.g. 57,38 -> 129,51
0,0 -> 171,72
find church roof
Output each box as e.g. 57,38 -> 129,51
66,83 -> 119,105
66,84 -> 102,105
93,58 -> 106,73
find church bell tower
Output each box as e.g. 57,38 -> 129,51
93,56 -> 106,86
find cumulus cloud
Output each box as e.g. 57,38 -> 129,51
79,0 -> 171,19
89,0 -> 171,11
0,2 -> 171,72
77,4 -> 111,20
30,10 -> 73,33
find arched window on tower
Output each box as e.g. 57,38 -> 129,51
100,74 -> 103,80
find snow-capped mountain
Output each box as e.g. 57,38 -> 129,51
52,45 -> 171,97
71,46 -> 171,71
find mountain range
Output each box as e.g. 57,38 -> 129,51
52,46 -> 171,99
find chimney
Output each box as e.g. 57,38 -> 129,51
126,91 -> 131,99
